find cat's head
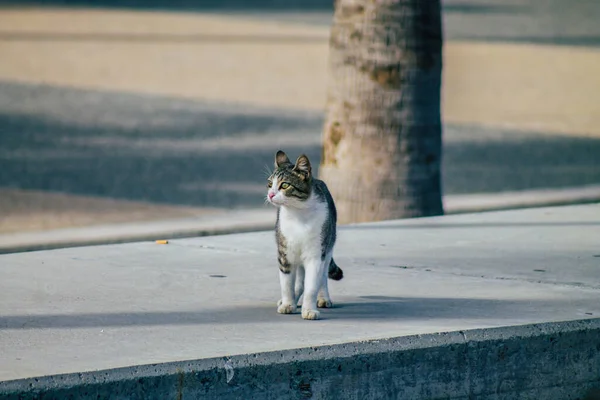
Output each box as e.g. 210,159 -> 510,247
266,150 -> 312,208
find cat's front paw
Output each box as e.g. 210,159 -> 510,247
317,298 -> 333,308
277,302 -> 297,314
278,298 -> 302,307
301,309 -> 321,320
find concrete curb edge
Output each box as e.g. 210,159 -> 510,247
1,185 -> 599,255
2,318 -> 600,399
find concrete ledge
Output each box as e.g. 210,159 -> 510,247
0,209 -> 274,255
2,319 -> 599,399
445,185 -> 600,214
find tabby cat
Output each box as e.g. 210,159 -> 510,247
266,150 -> 343,320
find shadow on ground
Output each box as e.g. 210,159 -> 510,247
1,0 -> 599,48
0,0 -> 525,14
0,0 -> 335,12
0,31 -> 326,43
342,221 -> 600,230
0,296 -> 581,329
1,81 -> 599,208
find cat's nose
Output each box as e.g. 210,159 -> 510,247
268,192 -> 275,199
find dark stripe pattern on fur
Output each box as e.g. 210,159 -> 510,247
275,215 -> 291,274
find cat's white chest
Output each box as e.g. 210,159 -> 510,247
279,201 -> 326,261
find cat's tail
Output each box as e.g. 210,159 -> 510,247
328,258 -> 344,281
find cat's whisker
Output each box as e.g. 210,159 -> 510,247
262,164 -> 273,178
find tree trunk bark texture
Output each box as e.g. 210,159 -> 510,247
320,0 -> 444,224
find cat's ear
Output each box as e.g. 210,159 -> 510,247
275,150 -> 292,168
293,154 -> 311,179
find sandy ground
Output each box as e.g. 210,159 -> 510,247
0,189 -> 219,234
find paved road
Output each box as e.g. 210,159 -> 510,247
246,0 -> 600,48
5,0 -> 600,45
0,1 -> 599,234
2,81 -> 599,210
2,0 -> 600,47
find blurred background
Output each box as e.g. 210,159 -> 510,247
0,0 -> 599,246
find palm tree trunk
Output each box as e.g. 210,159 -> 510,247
319,0 -> 444,223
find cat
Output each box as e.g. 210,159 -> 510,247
266,150 -> 343,320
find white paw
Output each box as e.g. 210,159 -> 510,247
277,303 -> 297,314
278,298 -> 301,307
301,309 -> 321,320
317,298 -> 333,308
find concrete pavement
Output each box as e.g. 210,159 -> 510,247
1,204 -> 599,397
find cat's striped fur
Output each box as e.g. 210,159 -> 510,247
267,150 -> 343,320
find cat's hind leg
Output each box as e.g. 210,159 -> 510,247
317,254 -> 333,308
294,265 -> 305,306
317,280 -> 333,308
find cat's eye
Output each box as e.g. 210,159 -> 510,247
280,182 -> 290,189
267,181 -> 272,188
